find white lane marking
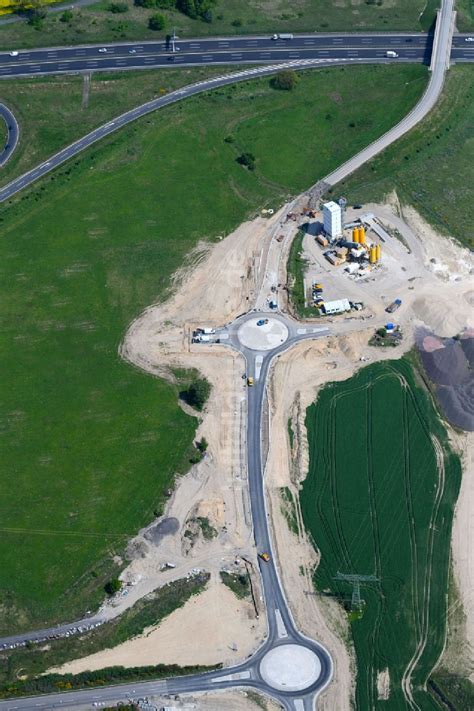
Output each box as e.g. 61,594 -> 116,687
304,40 -> 315,44
211,670 -> 251,683
255,355 -> 263,381
275,609 -> 288,638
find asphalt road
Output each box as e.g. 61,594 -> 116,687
0,102 -> 18,166
0,32 -> 472,79
320,0 -> 456,188
0,55 -> 421,207
0,4 -> 459,709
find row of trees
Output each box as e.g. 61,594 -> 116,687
134,0 -> 217,23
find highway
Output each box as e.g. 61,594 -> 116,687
0,3 -> 459,709
0,102 -> 18,166
0,32 -> 472,78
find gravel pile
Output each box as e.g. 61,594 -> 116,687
418,330 -> 474,432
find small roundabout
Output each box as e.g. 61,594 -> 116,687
259,643 -> 322,692
237,316 -> 289,352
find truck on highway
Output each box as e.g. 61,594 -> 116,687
385,51 -> 399,58
386,298 -> 402,313
272,33 -> 294,40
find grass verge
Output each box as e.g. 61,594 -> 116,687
300,359 -> 461,709
0,573 -> 210,696
0,65 -> 428,634
0,67 -> 232,187
334,65 -> 474,250
286,230 -> 316,319
0,1 -> 438,51
220,571 -> 250,600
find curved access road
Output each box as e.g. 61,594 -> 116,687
318,0 -> 455,189
0,102 -> 18,166
0,55 -> 399,206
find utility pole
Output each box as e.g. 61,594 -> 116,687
334,571 -> 380,610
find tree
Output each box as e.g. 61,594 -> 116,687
185,378 -> 211,410
149,13 -> 166,30
270,70 -> 298,91
237,152 -> 256,171
196,436 -> 208,453
104,578 -> 122,595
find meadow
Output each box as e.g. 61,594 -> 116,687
0,65 -> 429,634
300,360 -> 461,709
0,67 -> 228,187
0,0 -> 439,51
337,65 -> 474,249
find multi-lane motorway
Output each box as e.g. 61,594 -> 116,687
0,32 -> 472,78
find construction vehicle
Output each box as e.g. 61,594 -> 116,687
247,376 -> 254,387
259,552 -> 271,562
313,283 -> 323,290
386,298 -> 402,313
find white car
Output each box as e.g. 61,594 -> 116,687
9,51 -> 18,56
465,37 -> 474,42
128,49 -> 137,54
98,48 -> 107,53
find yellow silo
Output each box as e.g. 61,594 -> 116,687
376,243 -> 381,261
369,246 -> 377,264
359,226 -> 366,244
352,227 -> 360,243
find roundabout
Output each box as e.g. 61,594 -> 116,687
237,317 -> 289,352
259,644 -> 322,692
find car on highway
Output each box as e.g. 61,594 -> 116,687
129,49 -> 137,54
465,37 -> 474,42
98,48 -> 108,53
247,376 -> 254,387
9,51 -> 18,56
259,552 -> 271,562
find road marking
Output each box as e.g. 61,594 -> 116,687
255,355 -> 263,381
275,608 -> 288,638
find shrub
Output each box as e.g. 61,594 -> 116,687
109,2 -> 129,12
270,70 -> 298,91
149,12 -> 166,30
237,152 -> 256,171
60,9 -> 73,22
104,578 -> 122,595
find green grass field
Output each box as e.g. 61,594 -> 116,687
0,68 -> 229,187
0,0 -> 439,51
336,65 -> 474,250
0,65 -> 427,634
300,360 -> 461,710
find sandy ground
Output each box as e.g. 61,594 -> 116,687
50,575 -> 263,674
47,196 -> 473,702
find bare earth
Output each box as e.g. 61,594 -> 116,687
48,197 -> 473,703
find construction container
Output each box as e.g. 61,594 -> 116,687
352,227 -> 360,243
359,226 -> 366,244
335,247 -> 348,257
369,246 -> 377,264
376,243 -> 381,261
317,235 -> 329,247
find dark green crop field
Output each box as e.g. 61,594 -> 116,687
0,65 -> 428,634
301,360 -> 461,710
